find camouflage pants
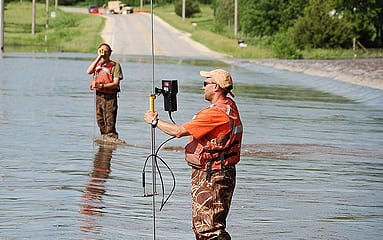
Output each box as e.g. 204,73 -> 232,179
95,92 -> 118,138
191,166 -> 236,240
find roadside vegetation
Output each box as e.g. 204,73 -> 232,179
151,1 -> 382,59
4,2 -> 103,52
3,0 -> 382,59
153,4 -> 274,59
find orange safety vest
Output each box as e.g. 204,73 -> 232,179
184,98 -> 243,179
94,61 -> 119,94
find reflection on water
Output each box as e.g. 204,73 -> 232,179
0,53 -> 382,239
80,145 -> 115,232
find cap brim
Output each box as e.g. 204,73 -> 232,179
200,71 -> 211,77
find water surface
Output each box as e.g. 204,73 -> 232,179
0,53 -> 382,239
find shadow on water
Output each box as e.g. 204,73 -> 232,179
79,144 -> 116,232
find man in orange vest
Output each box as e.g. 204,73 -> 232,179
144,69 -> 243,240
87,43 -> 124,144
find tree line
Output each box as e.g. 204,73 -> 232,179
13,0 -> 381,57
176,0 -> 382,58
134,0 -> 383,51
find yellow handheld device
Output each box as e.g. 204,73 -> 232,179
149,94 -> 156,112
100,49 -> 105,56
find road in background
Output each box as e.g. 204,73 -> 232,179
60,7 -> 224,58
102,13 -> 224,58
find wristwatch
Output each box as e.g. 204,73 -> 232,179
151,118 -> 158,128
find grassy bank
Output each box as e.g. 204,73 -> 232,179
153,4 -> 274,59
4,2 -> 103,52
152,4 -> 382,59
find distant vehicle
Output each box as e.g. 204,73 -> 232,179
88,5 -> 99,14
107,1 -> 133,14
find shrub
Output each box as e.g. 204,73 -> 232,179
272,32 -> 302,59
174,0 -> 200,18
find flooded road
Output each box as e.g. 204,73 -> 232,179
0,53 -> 382,239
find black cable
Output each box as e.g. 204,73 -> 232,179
142,112 -> 177,211
168,111 -> 176,124
155,136 -> 176,210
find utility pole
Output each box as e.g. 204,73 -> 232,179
45,0 -> 49,29
32,0 -> 36,34
182,0 -> 185,21
234,0 -> 238,39
0,0 -> 4,52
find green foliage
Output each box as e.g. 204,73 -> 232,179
154,0 -> 173,5
239,0 -> 274,37
272,32 -> 302,59
14,0 -> 380,50
279,0 -> 309,31
213,0 -> 234,27
154,4 -> 274,58
199,0 -> 214,3
174,0 -> 201,18
5,1 -> 382,57
289,0 -> 354,49
332,0 -> 383,47
237,0 -> 307,38
4,2 -> 103,52
230,0 -> 381,49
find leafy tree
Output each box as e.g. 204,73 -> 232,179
332,0 -> 383,47
154,0 -> 173,5
279,0 -> 309,31
272,32 -> 302,59
240,0 -> 283,37
237,0 -> 307,37
174,0 -> 200,18
212,0 -> 234,29
289,0 -> 354,49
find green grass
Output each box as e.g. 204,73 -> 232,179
301,48 -> 383,59
153,4 -> 274,59
4,2 -> 104,52
4,2 -> 382,59
153,4 -> 383,59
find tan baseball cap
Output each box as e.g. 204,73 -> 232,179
200,69 -> 235,97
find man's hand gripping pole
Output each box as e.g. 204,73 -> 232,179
142,93 -> 158,197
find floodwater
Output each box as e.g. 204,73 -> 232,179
0,52 -> 382,240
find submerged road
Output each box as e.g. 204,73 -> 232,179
61,7 -> 383,89
60,7 -> 224,58
101,13 -> 224,58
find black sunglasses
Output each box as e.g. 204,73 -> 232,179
203,81 -> 216,87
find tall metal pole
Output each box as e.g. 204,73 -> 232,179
32,0 -> 36,35
234,0 -> 238,39
150,2 -> 156,239
182,0 -> 185,21
45,0 -> 49,29
0,0 -> 4,52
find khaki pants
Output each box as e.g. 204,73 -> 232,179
191,166 -> 236,240
95,92 -> 118,138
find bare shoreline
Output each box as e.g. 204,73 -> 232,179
248,58 -> 383,90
